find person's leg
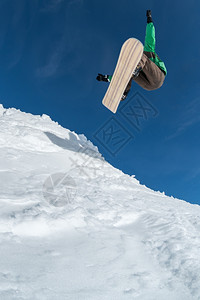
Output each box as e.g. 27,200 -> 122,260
121,52 -> 165,100
121,53 -> 149,99
133,53 -> 165,90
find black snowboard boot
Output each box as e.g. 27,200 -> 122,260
120,90 -> 129,101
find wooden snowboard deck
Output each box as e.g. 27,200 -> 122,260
102,38 -> 143,113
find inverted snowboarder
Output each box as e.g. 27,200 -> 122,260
97,10 -> 167,101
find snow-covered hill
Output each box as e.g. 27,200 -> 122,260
0,104 -> 200,300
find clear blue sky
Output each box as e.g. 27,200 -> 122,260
0,0 -> 200,205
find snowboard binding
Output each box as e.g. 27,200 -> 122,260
133,66 -> 142,78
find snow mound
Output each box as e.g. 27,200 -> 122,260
0,104 -> 200,300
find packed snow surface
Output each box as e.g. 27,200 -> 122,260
0,104 -> 200,300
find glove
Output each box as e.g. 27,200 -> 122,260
96,73 -> 110,82
146,10 -> 153,23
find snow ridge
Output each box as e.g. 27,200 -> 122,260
0,104 -> 200,300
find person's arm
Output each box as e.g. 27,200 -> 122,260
144,10 -> 156,53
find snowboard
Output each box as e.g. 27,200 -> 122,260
102,38 -> 143,113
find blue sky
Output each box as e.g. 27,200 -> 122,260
0,0 -> 200,205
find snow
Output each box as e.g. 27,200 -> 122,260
0,104 -> 200,299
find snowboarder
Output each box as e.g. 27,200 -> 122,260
96,10 -> 167,100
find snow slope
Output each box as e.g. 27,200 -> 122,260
0,104 -> 200,300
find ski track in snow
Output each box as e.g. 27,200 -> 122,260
0,104 -> 200,299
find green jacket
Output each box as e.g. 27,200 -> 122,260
107,23 -> 167,82
144,22 -> 167,75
